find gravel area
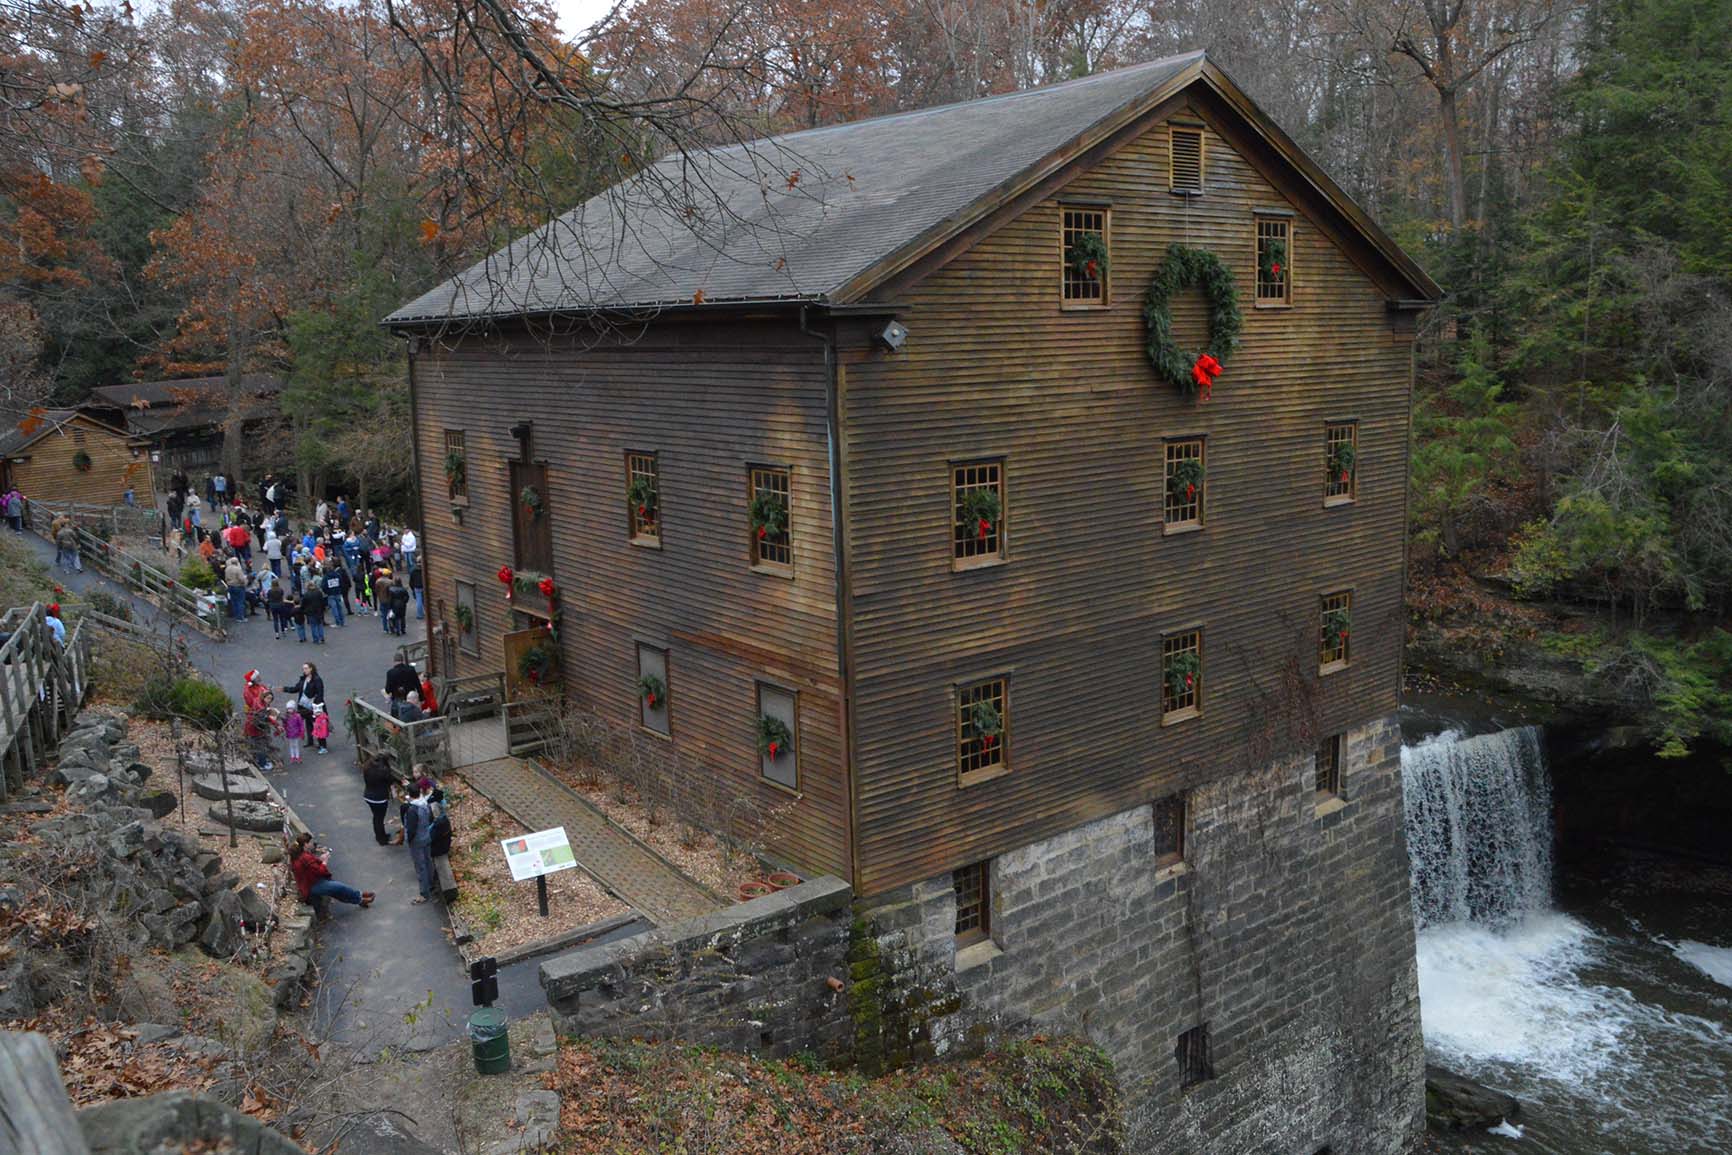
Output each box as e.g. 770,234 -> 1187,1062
443,776 -> 629,955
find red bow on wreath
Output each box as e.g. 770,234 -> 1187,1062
1191,353 -> 1223,400
977,517 -> 991,541
538,577 -> 556,599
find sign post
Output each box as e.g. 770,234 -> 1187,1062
501,826 -> 576,919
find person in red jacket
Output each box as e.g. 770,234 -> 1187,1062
289,834 -> 374,913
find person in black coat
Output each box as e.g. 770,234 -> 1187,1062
361,757 -> 396,846
384,651 -> 419,701
283,661 -> 324,734
299,581 -> 327,645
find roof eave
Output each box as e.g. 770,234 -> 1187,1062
379,292 -> 828,336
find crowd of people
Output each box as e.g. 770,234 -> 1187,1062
160,470 -> 421,637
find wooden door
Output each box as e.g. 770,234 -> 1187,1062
503,626 -> 559,699
509,461 -> 554,575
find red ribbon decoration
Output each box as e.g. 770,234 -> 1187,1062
538,577 -> 556,599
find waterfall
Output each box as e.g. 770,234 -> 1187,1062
1401,726 -> 1552,930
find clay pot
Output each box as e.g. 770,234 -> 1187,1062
765,871 -> 803,891
738,881 -> 775,902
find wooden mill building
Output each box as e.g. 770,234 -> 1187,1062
392,50 -> 1439,1150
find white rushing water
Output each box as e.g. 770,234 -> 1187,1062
1402,725 -> 1732,1152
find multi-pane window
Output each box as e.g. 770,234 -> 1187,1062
1169,126 -> 1204,194
1161,631 -> 1202,720
1320,591 -> 1352,670
952,460 -> 1005,564
1316,733 -> 1343,799
953,861 -> 990,945
1255,215 -> 1291,305
1325,422 -> 1357,502
443,430 -> 467,501
1152,794 -> 1187,868
757,682 -> 798,789
1176,1024 -> 1214,1087
748,465 -> 792,569
626,451 -> 659,541
1163,439 -> 1204,529
1061,207 -> 1109,305
957,678 -> 1007,779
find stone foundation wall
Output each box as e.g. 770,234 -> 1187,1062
854,714 -> 1424,1154
540,877 -> 854,1063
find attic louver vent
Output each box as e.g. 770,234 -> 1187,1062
1170,127 -> 1204,194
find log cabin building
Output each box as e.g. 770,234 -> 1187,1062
390,52 -> 1438,1153
83,374 -> 284,482
0,409 -> 153,506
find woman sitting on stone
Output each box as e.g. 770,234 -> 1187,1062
289,833 -> 374,915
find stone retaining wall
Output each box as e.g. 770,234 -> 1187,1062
540,876 -> 854,1063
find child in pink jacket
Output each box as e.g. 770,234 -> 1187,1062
282,707 -> 307,764
311,703 -> 331,755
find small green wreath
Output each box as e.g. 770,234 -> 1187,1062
517,642 -> 558,684
1324,606 -> 1352,642
1164,652 -> 1201,705
73,450 -> 93,472
1067,231 -> 1110,284
958,488 -> 1001,542
1167,458 -> 1205,505
519,485 -> 543,519
1260,237 -> 1288,284
639,673 -> 666,710
628,475 -> 658,524
1144,243 -> 1243,399
758,714 -> 793,760
1328,442 -> 1357,486
454,603 -> 474,633
749,489 -> 787,541
965,700 -> 1002,742
444,450 -> 466,492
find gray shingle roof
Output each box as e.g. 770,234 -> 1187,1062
385,52 -> 1205,325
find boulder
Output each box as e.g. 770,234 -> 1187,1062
105,819 -> 149,858
324,1112 -> 444,1155
266,955 -> 308,1009
200,890 -> 244,956
191,773 -> 270,802
78,1091 -> 304,1155
184,751 -> 259,777
260,844 -> 284,865
207,799 -> 284,832
68,774 -> 118,806
0,957 -> 34,1019
1426,1064 -> 1520,1131
236,884 -> 274,928
138,789 -> 178,819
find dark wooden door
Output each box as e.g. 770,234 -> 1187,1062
509,461 -> 554,574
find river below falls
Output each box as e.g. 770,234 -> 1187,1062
1416,823 -> 1732,1152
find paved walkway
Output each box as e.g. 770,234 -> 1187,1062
15,528 -> 567,1052
460,757 -> 721,925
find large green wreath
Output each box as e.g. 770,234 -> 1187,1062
1143,243 -> 1243,399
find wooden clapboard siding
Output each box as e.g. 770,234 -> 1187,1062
2,414 -> 152,506
841,102 -> 1415,895
411,321 -> 850,880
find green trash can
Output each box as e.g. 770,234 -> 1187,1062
468,1007 -> 510,1075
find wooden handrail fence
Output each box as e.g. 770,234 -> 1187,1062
0,603 -> 91,803
28,503 -> 225,640
26,499 -> 161,540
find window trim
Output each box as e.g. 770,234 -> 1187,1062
950,456 -> 1008,570
638,642 -> 671,738
1168,124 -> 1206,196
1161,629 -> 1204,725
956,676 -> 1010,787
747,463 -> 794,576
1162,436 -> 1206,534
454,579 -> 479,656
1319,590 -> 1352,674
755,680 -> 801,794
626,449 -> 660,547
1324,420 -> 1358,506
952,860 -> 991,948
1059,204 -> 1111,310
1254,213 -> 1293,308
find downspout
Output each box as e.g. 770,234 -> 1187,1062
801,304 -> 859,890
404,335 -> 430,673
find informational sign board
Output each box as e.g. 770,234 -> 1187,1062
500,826 -> 576,882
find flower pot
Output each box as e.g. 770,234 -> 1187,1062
765,871 -> 803,891
738,881 -> 775,902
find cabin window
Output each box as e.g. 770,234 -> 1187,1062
957,677 -> 1007,781
748,465 -> 792,571
953,860 -> 990,946
1061,207 -> 1109,306
1163,438 -> 1205,530
1320,591 -> 1352,671
1152,793 -> 1187,869
627,451 -> 659,543
1325,422 -> 1357,503
952,459 -> 1005,566
638,644 -> 670,736
1177,1023 -> 1214,1087
1161,631 -> 1202,722
444,430 -> 468,502
1316,733 -> 1343,800
454,579 -> 479,656
1255,215 -> 1291,305
757,682 -> 799,790
1169,126 -> 1204,194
